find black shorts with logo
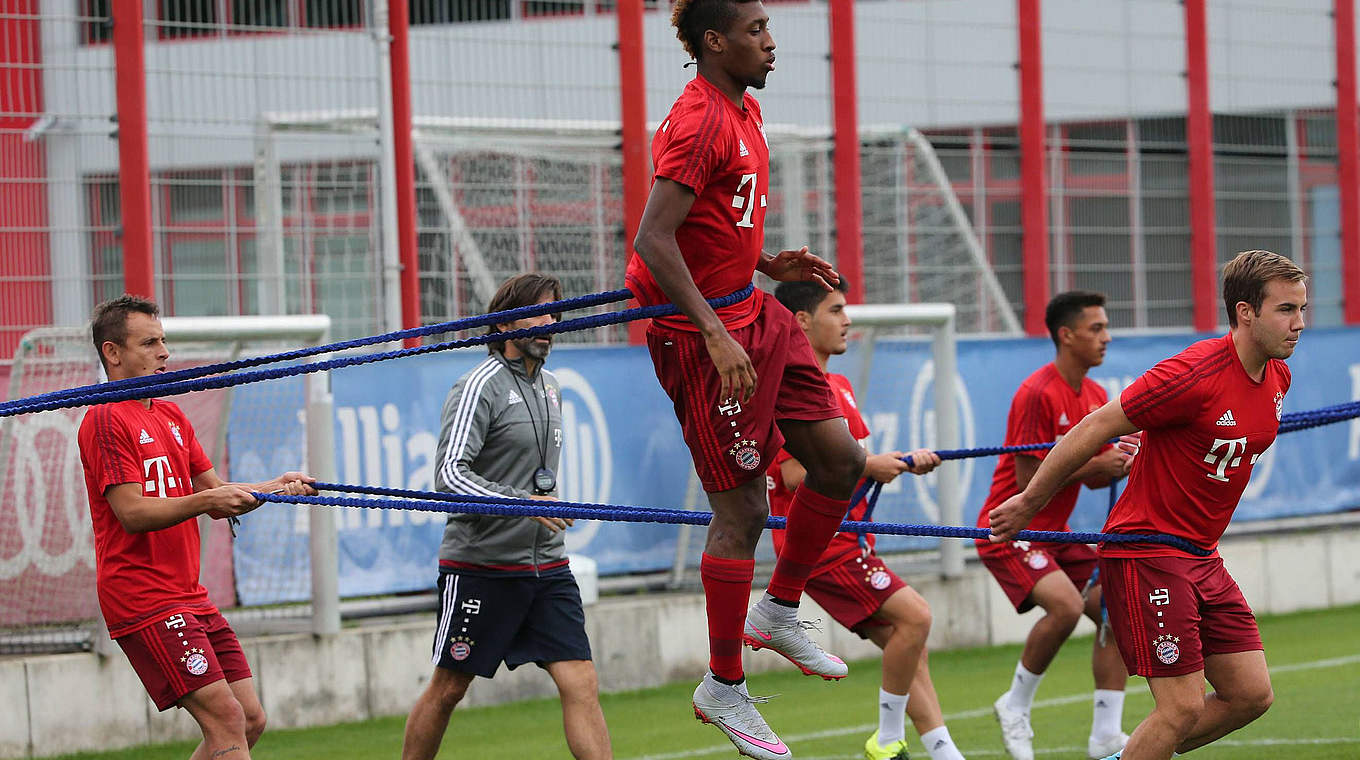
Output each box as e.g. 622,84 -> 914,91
431,569 -> 592,678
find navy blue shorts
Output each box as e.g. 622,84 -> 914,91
431,570 -> 592,678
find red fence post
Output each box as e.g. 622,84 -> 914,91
618,0 -> 649,344
112,1 -> 153,298
1184,0 -> 1218,331
1017,0 -> 1049,335
828,0 -> 863,302
389,0 -> 421,346
1336,0 -> 1360,323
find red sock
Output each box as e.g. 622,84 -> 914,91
767,485 -> 848,602
700,553 -> 754,682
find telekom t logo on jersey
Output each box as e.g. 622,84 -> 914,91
1202,436 -> 1261,482
143,455 -> 178,496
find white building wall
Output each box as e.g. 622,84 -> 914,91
35,0 -> 1344,177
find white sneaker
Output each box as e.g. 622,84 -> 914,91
692,673 -> 792,760
743,603 -> 848,680
992,692 -> 1034,760
1087,732 -> 1129,759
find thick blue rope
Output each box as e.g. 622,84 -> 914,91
274,482 -> 1212,555
0,288 -> 635,414
0,285 -> 754,418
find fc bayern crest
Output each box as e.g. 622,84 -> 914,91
1273,391 -> 1284,421
450,640 -> 472,661
182,648 -> 209,676
1154,634 -> 1181,665
169,423 -> 184,447
868,570 -> 892,590
1025,550 -> 1049,570
728,439 -> 762,471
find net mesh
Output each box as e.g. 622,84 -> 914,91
0,325 -> 311,653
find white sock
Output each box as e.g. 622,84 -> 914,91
1091,688 -> 1125,739
1006,662 -> 1044,712
756,592 -> 797,623
877,688 -> 909,746
921,725 -> 966,760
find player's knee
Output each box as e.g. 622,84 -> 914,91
1235,683 -> 1273,720
431,669 -> 471,708
1156,697 -> 1202,737
199,693 -> 248,739
243,705 -> 267,746
1040,591 -> 1083,629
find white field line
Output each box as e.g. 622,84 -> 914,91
625,652 -> 1360,760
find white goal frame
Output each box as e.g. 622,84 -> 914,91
844,303 -> 964,577
0,314 -> 338,653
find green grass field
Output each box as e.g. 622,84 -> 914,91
48,604 -> 1360,760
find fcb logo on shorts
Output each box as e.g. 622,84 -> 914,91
1024,550 -> 1049,570
868,570 -> 891,590
1154,634 -> 1181,665
728,439 -> 762,471
449,636 -> 474,661
181,648 -> 209,676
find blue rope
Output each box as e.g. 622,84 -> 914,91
0,285 -> 754,418
0,288 -> 635,414
278,482 -> 1213,555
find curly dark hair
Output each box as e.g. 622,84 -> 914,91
671,0 -> 760,61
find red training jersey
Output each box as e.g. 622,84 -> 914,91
625,75 -> 770,332
976,363 -> 1109,538
78,400 -> 216,638
1103,333 -> 1290,558
767,373 -> 872,573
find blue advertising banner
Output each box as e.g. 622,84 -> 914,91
229,328 -> 1360,604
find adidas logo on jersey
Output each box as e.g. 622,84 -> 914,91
738,139 -> 749,157
506,390 -> 523,405
1216,409 -> 1237,426
1058,412 -> 1069,426
138,429 -> 154,444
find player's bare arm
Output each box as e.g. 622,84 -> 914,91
192,468 -> 319,502
634,176 -> 757,402
104,481 -> 260,534
1013,436 -> 1135,493
989,399 -> 1138,542
757,247 -> 839,289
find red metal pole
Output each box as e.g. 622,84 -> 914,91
112,1 -> 153,299
1336,0 -> 1360,324
1017,0 -> 1049,335
1184,0 -> 1218,331
828,0 -> 863,303
390,0 -> 421,346
618,0 -> 650,344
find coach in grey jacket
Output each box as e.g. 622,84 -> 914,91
401,274 -> 613,760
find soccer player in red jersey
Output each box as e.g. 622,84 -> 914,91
762,281 -> 968,760
975,291 -> 1134,760
629,1 -> 866,756
989,251 -> 1307,760
76,295 -> 316,760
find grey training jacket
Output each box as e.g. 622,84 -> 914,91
435,351 -> 565,575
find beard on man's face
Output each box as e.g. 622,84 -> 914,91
513,336 -> 552,362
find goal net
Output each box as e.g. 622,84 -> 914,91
0,316 -> 328,653
666,302 -> 969,588
256,114 -> 1021,338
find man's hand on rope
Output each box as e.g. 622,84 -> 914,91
529,493 -> 573,533
757,246 -> 839,290
987,491 -> 1040,543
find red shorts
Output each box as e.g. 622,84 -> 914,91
1099,555 -> 1262,678
117,610 -> 252,710
804,552 -> 908,636
646,295 -> 840,492
977,540 -> 1098,613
